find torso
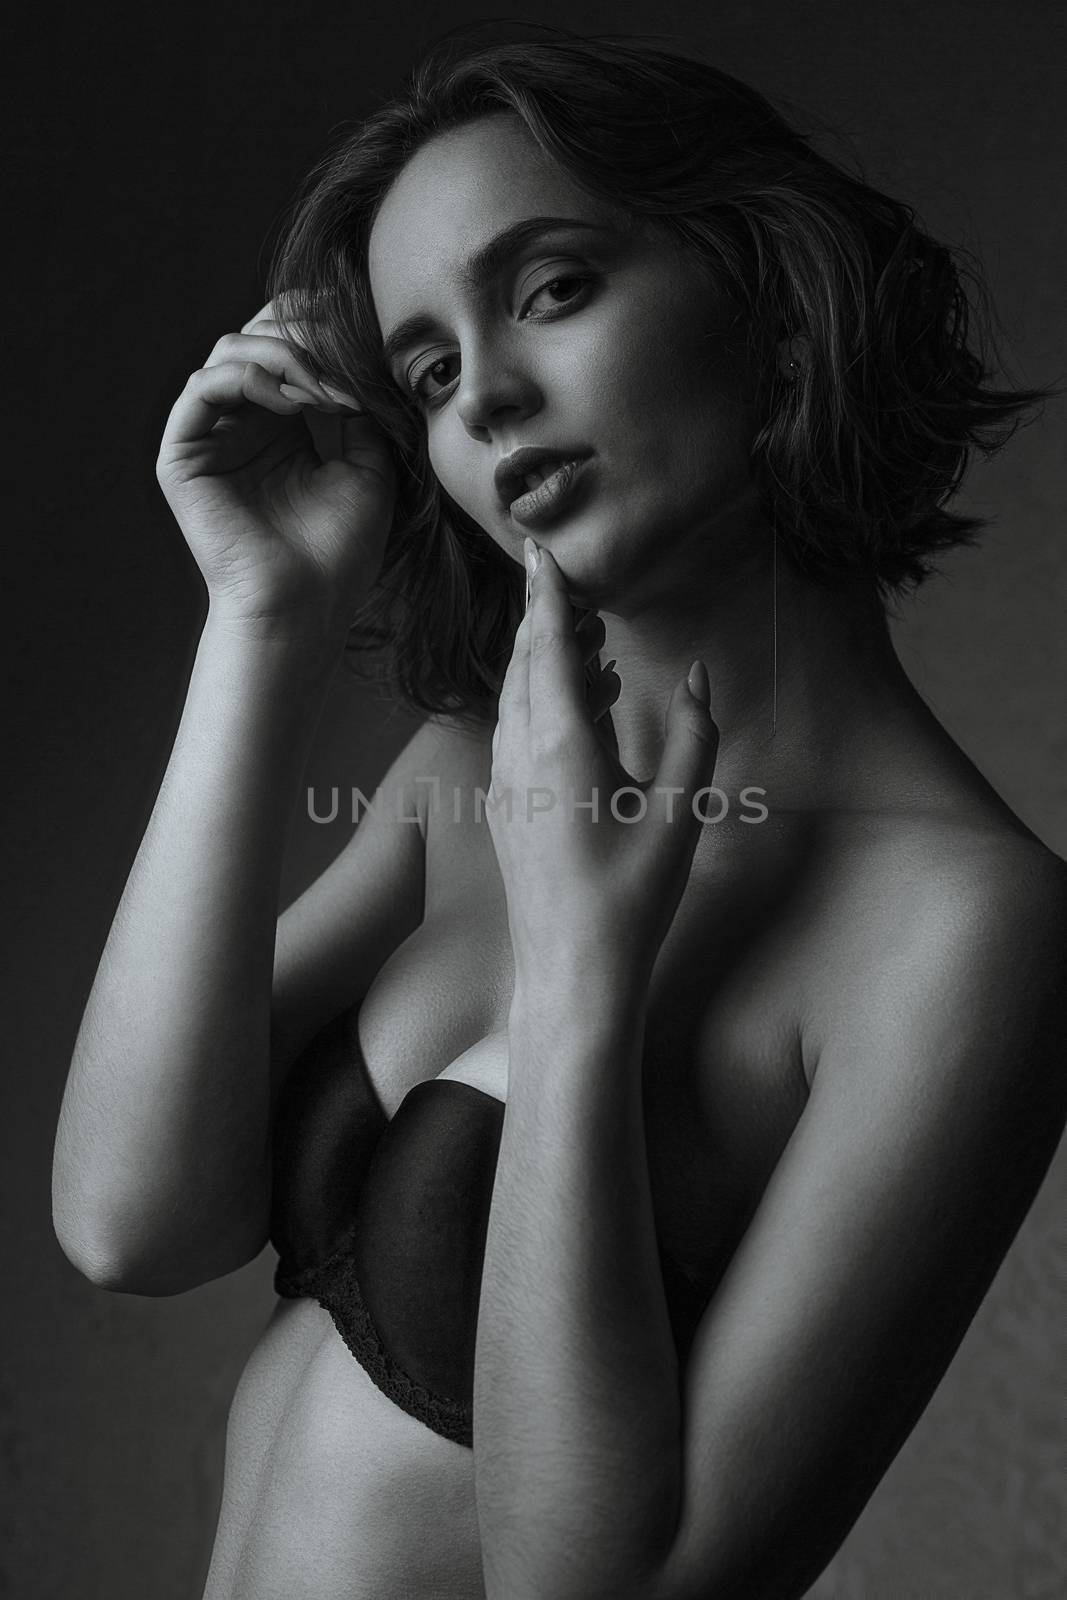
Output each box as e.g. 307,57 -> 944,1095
202,711 -> 1052,1600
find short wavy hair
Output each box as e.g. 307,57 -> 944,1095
268,27 -> 1053,726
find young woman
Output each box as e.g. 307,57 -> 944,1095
53,32 -> 1067,1600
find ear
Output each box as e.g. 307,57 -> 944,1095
775,332 -> 811,380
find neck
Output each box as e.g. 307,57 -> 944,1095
595,532 -> 921,819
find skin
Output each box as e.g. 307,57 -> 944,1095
478,547 -> 1066,1599
57,112 -> 1067,1600
373,116 -> 1066,1597
367,114 -> 918,810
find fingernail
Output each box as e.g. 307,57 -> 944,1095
687,660 -> 711,708
279,383 -> 323,405
320,381 -> 364,410
523,537 -> 540,579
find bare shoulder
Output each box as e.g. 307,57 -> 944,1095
894,816 -> 1067,1016
412,710 -> 493,777
802,807 -> 1067,1095
894,811 -> 1067,939
415,710 -> 495,833
813,803 -> 1067,947
375,710 -> 493,825
817,811 -> 1067,1218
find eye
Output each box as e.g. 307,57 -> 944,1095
405,274 -> 593,409
407,351 -> 460,405
519,274 -> 592,318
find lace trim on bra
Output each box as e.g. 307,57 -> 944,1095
275,1225 -> 474,1448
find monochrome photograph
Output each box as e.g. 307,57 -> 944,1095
6,2 -> 1066,1595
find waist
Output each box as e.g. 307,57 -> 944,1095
205,1299 -> 484,1600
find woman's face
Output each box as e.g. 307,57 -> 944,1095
368,114 -> 761,606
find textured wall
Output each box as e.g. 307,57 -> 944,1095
5,0 -> 1064,1594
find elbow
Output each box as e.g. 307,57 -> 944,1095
51,1187 -> 267,1296
52,1204 -> 174,1294
54,1219 -> 266,1295
53,1227 -> 165,1295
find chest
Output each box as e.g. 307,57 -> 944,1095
356,800 -> 814,1282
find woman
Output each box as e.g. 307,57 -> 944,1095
52,31 -> 1067,1600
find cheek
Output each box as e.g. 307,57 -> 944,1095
586,307 -> 747,482
426,428 -> 478,512
425,434 -> 450,493
425,428 -> 512,550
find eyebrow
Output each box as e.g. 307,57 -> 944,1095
379,217 -> 613,370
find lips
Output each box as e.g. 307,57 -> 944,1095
494,446 -> 592,510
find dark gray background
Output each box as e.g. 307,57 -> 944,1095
5,1 -> 1065,1595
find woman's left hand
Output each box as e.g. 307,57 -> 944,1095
488,539 -> 720,991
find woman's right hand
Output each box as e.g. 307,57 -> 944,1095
157,302 -> 396,641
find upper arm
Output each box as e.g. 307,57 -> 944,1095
267,715 -> 452,1097
656,861 -> 1067,1600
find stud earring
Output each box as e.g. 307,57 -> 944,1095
778,335 -> 807,380
770,519 -> 778,740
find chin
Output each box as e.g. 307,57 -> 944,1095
526,519 -> 610,602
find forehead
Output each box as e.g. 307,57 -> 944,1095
367,114 -> 622,331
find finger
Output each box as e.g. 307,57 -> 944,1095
240,301 -> 276,333
243,294 -> 353,377
241,303 -> 284,335
328,410 -> 395,481
240,307 -> 320,373
160,360 -> 313,449
498,605 -> 531,727
240,314 -> 314,348
240,292 -> 307,330
239,326 -> 365,413
302,408 -> 345,465
648,665 -> 720,844
585,659 -> 620,723
310,420 -> 396,517
574,607 -> 606,668
203,332 -> 340,407
525,543 -> 586,721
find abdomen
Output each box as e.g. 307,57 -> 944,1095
202,1298 -> 484,1600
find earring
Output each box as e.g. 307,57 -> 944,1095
770,520 -> 778,740
778,334 -> 806,379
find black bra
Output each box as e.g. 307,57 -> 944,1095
270,1007 -> 711,1447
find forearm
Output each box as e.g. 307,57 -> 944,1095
474,968 -> 683,1600
53,611 -> 344,1285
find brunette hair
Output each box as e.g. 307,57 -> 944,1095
268,27 -> 1053,726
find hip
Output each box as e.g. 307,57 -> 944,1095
202,1298 -> 483,1600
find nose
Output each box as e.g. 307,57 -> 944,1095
454,335 -> 541,439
